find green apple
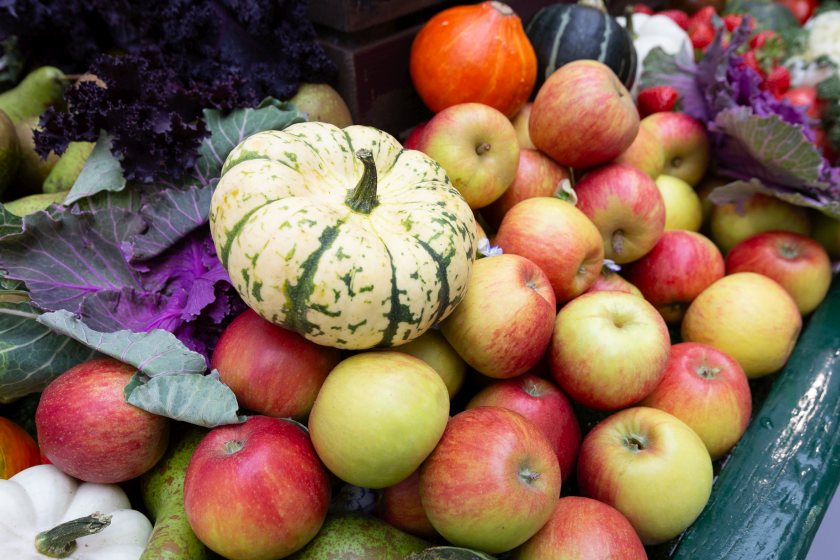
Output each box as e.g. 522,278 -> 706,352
372,330 -> 466,399
289,83 -> 352,128
308,352 -> 449,488
812,210 -> 840,259
682,272 -> 802,378
656,174 -> 702,232
576,406 -> 713,545
613,123 -> 666,179
709,193 -> 811,254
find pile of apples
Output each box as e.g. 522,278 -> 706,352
19,4 -> 840,560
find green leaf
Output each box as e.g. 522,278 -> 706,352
125,370 -> 244,428
709,179 -> 840,220
0,203 -> 22,240
0,303 -> 97,403
36,310 -> 207,377
64,131 -> 127,205
191,97 -> 306,186
406,547 -> 498,560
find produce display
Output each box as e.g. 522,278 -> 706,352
0,1 -> 838,559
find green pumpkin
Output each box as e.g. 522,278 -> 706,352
210,122 -> 476,350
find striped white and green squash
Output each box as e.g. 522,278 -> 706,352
526,0 -> 638,92
210,122 -> 477,350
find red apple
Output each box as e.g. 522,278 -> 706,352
725,231 -> 833,315
416,102 -> 520,208
375,469 -> 439,540
403,121 -> 427,150
576,407 -> 713,545
212,309 -> 342,419
640,342 -> 752,460
494,197 -> 605,303
710,193 -> 812,254
512,496 -> 647,560
511,102 -> 536,150
439,253 -> 556,378
625,230 -> 725,323
35,357 -> 169,484
613,123 -> 666,178
530,60 -> 639,169
481,148 -> 571,230
641,111 -> 710,186
550,291 -> 670,411
184,416 -> 331,560
585,264 -> 643,297
467,374 -> 581,483
575,163 -> 667,264
420,406 -> 561,554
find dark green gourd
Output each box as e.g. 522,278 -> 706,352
525,0 -> 637,92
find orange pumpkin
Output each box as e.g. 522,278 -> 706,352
0,416 -> 41,479
410,1 -> 537,117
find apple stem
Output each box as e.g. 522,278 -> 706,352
34,513 -> 112,558
624,435 -> 647,452
346,149 -> 379,214
611,230 -> 625,256
475,143 -> 492,156
519,467 -> 542,484
696,365 -> 722,379
779,243 -> 800,260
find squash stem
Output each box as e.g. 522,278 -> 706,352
34,512 -> 112,558
346,149 -> 379,214
578,0 -> 608,13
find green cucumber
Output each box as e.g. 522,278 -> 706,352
140,425 -> 209,560
672,278 -> 840,559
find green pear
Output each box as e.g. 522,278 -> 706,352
2,190 -> 67,216
290,83 -> 353,128
12,116 -> 59,195
139,426 -> 209,560
0,109 -> 20,197
0,66 -> 65,124
43,141 -> 95,193
287,513 -> 430,560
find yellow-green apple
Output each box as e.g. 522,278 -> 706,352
577,407 -> 713,545
656,174 -> 703,231
403,121 -> 427,150
625,230 -> 724,324
682,272 -> 802,378
308,352 -> 449,488
467,374 -> 582,484
481,148 -> 571,230
529,60 -> 639,169
184,416 -> 331,560
640,342 -> 751,460
613,123 -> 666,178
695,175 -> 728,226
725,231 -> 832,315
375,469 -> 439,540
585,264 -> 643,297
641,112 -> 710,186
577,406 -> 712,545
416,102 -> 520,208
512,496 -> 647,560
494,197 -> 604,303
35,357 -> 169,483
575,163 -> 666,264
440,253 -> 557,379
709,193 -> 812,254
511,102 -> 536,149
812,211 -> 840,259
289,83 -> 353,128
372,329 -> 466,399
550,291 -> 670,411
419,406 -> 561,554
212,308 -> 341,419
